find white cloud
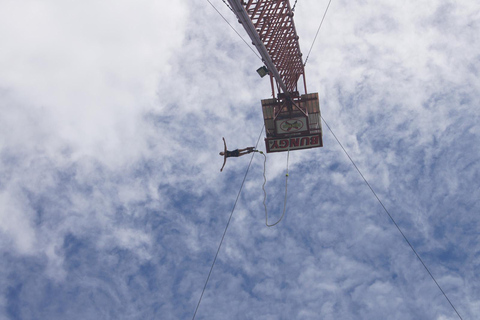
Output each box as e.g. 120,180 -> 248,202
0,191 -> 36,254
0,0 -> 188,167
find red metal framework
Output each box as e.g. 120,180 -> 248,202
228,0 -> 305,94
226,0 -> 322,153
245,0 -> 305,93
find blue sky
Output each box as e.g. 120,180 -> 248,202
1,0 -> 479,319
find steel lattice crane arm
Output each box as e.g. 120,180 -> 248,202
227,0 -> 305,95
227,0 -> 322,153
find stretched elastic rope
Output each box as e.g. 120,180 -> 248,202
192,126 -> 264,320
261,149 -> 290,227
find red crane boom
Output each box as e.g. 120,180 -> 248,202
227,0 -> 305,94
227,0 -> 323,153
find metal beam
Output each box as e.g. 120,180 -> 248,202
227,0 -> 289,94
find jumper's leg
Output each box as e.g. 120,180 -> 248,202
238,147 -> 256,153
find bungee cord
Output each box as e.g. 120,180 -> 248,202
260,149 -> 290,227
192,124 -> 291,319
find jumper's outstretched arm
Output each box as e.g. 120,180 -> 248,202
220,157 -> 227,172
220,137 -> 227,172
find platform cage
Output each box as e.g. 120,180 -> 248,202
262,92 -> 323,153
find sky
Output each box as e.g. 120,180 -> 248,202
0,0 -> 479,319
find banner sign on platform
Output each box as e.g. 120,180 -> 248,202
265,134 -> 323,153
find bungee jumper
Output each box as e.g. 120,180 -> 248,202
219,137 -> 256,172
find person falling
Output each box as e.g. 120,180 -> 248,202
219,137 -> 256,172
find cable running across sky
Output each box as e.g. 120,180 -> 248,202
304,0 -> 333,66
321,116 -> 464,320
192,126 -> 265,320
205,0 -> 262,61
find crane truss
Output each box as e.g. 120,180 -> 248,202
226,0 -> 322,153
227,0 -> 305,94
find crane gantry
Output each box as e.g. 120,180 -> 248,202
227,0 -> 323,153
